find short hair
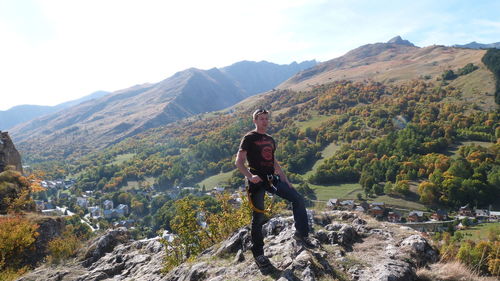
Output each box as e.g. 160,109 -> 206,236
252,109 -> 269,120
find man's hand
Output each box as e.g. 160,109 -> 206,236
248,174 -> 263,184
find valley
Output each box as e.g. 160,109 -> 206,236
2,38 -> 500,280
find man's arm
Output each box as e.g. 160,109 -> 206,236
274,161 -> 292,187
235,149 -> 262,183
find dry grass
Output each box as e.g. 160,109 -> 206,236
417,261 -> 498,281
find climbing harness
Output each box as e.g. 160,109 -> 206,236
246,174 -> 279,214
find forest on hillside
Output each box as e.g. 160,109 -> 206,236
30,69 -> 500,213
4,59 -> 500,279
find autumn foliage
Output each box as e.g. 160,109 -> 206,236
0,216 -> 39,271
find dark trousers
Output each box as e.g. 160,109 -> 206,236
248,180 -> 309,257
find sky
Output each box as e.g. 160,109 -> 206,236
1,0 -> 500,111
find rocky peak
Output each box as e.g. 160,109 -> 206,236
387,35 -> 415,47
17,211 -> 438,281
0,131 -> 23,173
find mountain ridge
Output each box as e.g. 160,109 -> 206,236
10,60 -> 316,156
453,41 -> 500,49
280,42 -> 494,98
0,91 -> 109,130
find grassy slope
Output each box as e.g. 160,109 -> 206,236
110,153 -> 136,165
303,142 -> 342,179
296,111 -> 334,131
121,176 -> 155,191
446,141 -> 494,158
197,170 -> 234,189
457,222 -> 500,241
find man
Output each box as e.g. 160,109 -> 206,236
235,109 -> 311,269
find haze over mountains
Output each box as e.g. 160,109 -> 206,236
453,41 -> 500,49
10,60 -> 315,151
0,91 -> 109,130
9,36 -> 500,160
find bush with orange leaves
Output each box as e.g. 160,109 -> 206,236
0,216 -> 39,271
0,166 -> 37,214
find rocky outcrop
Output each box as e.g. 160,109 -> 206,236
0,131 -> 23,173
17,211 -> 438,281
387,35 -> 415,47
31,217 -> 66,265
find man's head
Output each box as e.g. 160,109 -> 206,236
252,109 -> 269,132
252,109 -> 269,120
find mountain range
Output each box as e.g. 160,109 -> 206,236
0,91 -> 109,130
9,60 -> 315,152
10,36 -> 499,161
453,41 -> 500,49
280,37 -> 495,97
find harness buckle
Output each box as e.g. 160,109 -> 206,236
267,174 -> 278,193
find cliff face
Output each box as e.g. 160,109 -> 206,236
0,131 -> 23,173
17,211 -> 438,281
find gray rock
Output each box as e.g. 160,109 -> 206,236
215,227 -> 250,257
262,217 -> 291,236
359,260 -> 416,281
233,249 -> 245,264
325,223 -> 343,231
301,266 -> 316,281
185,262 -> 208,281
353,218 -> 367,225
81,227 -> 129,267
15,211 -> 440,281
400,234 -> 438,266
338,224 -> 358,246
314,229 -> 337,244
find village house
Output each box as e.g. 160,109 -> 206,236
103,200 -> 114,210
387,211 -> 402,223
490,211 -> 500,221
113,219 -> 135,228
117,204 -> 129,215
354,205 -> 367,212
326,198 -> 339,209
368,202 -> 386,217
369,206 -> 385,217
459,204 -> 473,217
103,209 -> 116,219
408,211 -> 425,222
475,209 -> 490,222
88,206 -> 102,218
340,200 -> 355,210
431,209 -> 448,221
76,197 -> 89,208
41,206 -> 67,216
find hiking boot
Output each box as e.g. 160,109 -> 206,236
254,255 -> 272,268
293,232 -> 316,248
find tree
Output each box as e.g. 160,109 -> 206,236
372,183 -> 384,195
447,159 -> 472,179
417,181 -> 439,205
442,70 -> 457,80
384,181 -> 394,195
359,171 -> 376,196
0,216 -> 39,270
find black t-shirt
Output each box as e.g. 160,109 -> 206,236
239,131 -> 276,177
